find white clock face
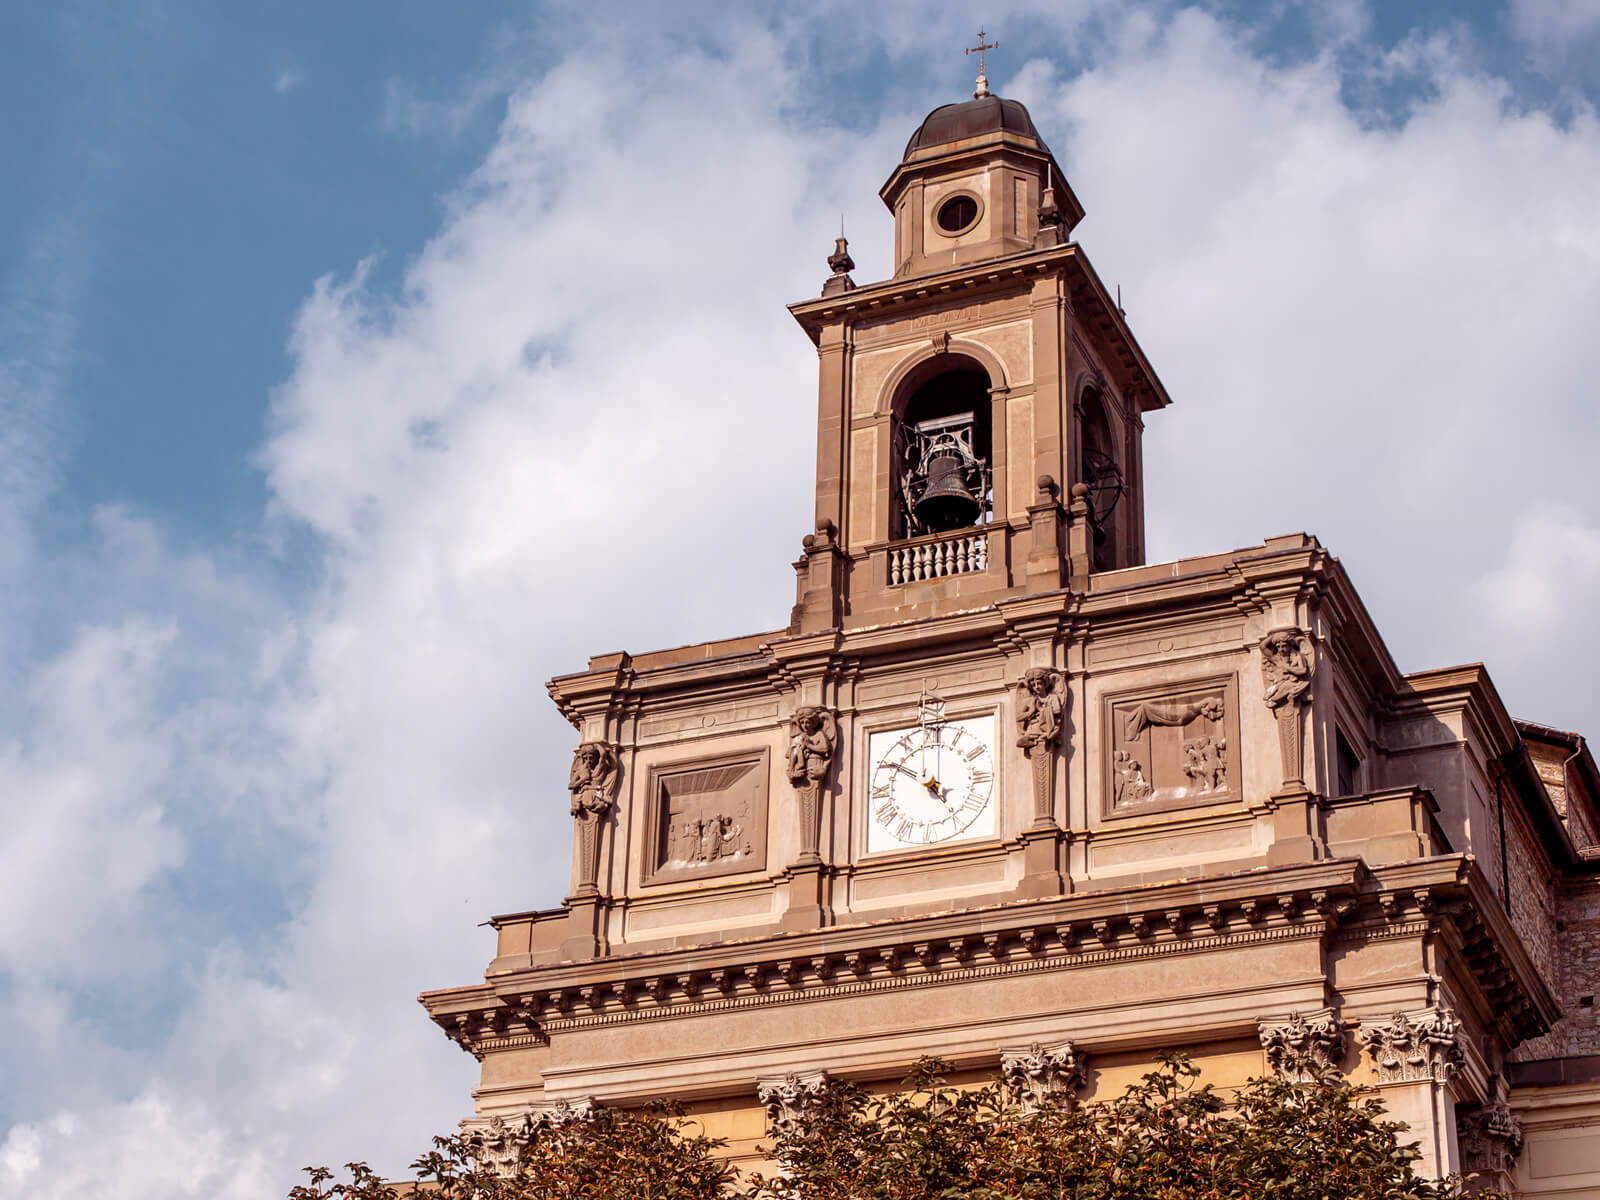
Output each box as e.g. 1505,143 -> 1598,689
866,713 -> 997,852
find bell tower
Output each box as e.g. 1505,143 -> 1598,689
788,84 -> 1169,635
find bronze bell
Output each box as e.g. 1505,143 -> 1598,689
913,452 -> 982,531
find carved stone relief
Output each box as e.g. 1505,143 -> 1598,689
568,743 -> 618,895
756,1070 -> 829,1135
787,707 -> 838,865
1358,1008 -> 1464,1084
1000,1041 -> 1087,1112
1456,1103 -> 1523,1185
1260,627 -> 1316,788
1013,668 -> 1068,828
1103,676 -> 1239,817
1258,1010 -> 1343,1080
643,750 -> 769,885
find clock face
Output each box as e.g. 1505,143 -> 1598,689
866,713 -> 997,852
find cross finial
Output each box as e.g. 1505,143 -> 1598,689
966,29 -> 999,97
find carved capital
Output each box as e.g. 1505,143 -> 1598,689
1457,1102 -> 1524,1184
1358,1008 -> 1464,1084
1259,1010 -> 1343,1079
1000,1040 -> 1087,1112
787,707 -> 838,864
756,1070 -> 829,1135
462,1098 -> 596,1176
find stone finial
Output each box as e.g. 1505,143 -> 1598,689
756,1070 -> 829,1135
1000,1041 -> 1087,1112
1358,1008 -> 1464,1084
1258,1011 -> 1343,1080
822,231 -> 856,297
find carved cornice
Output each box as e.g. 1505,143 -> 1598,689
424,862 -> 1364,1059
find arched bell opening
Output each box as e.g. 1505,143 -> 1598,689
890,358 -> 994,541
1077,387 -> 1125,572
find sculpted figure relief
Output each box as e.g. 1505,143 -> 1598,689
568,742 -> 619,818
787,707 -> 838,864
1181,735 -> 1227,793
1112,749 -> 1153,807
1014,667 -> 1067,752
1260,628 -> 1315,710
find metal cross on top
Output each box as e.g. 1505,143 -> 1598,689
966,29 -> 999,97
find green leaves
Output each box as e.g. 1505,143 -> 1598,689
293,1056 -> 1505,1200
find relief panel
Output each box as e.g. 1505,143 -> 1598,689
1101,675 -> 1241,818
641,749 -> 769,886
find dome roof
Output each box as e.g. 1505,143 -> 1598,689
902,95 -> 1046,158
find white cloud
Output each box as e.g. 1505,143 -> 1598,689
1511,0 -> 1600,52
273,68 -> 304,95
7,5 -> 1600,1197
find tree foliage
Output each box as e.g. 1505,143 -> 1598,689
293,1056 -> 1504,1200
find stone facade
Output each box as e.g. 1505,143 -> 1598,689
419,86 -> 1600,1195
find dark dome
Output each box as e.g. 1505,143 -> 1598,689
903,95 -> 1045,158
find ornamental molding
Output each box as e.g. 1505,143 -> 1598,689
1000,1040 -> 1086,1112
1358,1008 -> 1464,1084
756,1070 -> 830,1135
1258,1010 -> 1343,1079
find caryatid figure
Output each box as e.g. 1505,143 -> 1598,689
786,707 -> 837,865
567,741 -> 618,894
1014,667 -> 1068,827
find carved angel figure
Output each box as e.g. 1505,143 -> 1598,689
1014,667 -> 1067,752
567,742 -> 619,817
1261,628 -> 1315,710
786,707 -> 838,786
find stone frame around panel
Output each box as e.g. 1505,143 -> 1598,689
1100,673 -> 1241,820
639,748 -> 770,888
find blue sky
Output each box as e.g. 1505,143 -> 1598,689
3,2 -> 1600,1196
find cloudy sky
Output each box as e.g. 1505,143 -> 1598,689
2,0 -> 1598,1195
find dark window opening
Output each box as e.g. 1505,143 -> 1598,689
893,367 -> 992,539
1078,389 -> 1123,571
937,195 -> 978,234
1336,728 -> 1362,796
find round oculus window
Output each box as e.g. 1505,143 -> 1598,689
936,194 -> 979,235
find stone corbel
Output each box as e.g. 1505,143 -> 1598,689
1258,1010 -> 1344,1080
1358,1008 -> 1464,1085
1000,1041 -> 1087,1112
756,1070 -> 830,1136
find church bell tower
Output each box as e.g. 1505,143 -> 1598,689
788,79 -> 1169,636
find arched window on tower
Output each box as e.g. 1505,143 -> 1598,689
892,362 -> 993,541
1078,387 -> 1125,572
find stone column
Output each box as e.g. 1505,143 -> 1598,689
1013,666 -> 1069,898
781,707 -> 837,930
1358,1008 -> 1465,1180
1260,627 -> 1323,865
563,742 -> 618,959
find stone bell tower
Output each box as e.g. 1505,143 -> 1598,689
422,73 -> 1596,1195
790,83 -> 1167,637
